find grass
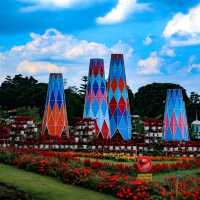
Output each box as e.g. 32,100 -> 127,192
0,164 -> 117,200
80,157 -> 200,182
0,161 -> 199,200
154,168 -> 200,182
80,157 -> 177,166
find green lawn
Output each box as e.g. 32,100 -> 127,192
80,157 -> 178,166
80,157 -> 200,183
0,163 -> 198,200
154,168 -> 200,182
0,164 -> 117,200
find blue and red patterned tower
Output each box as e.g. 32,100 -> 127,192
83,59 -> 111,139
163,89 -> 189,141
107,54 -> 132,141
41,73 -> 69,137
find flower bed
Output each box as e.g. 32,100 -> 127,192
1,148 -> 200,200
61,151 -> 193,163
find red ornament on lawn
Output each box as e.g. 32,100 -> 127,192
136,156 -> 152,173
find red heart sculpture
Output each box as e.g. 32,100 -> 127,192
137,156 -> 152,173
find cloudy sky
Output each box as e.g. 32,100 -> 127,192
0,0 -> 200,93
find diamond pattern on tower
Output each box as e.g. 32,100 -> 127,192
107,54 -> 132,141
109,97 -> 117,115
111,77 -> 117,92
41,73 -> 69,137
119,97 -> 126,114
100,82 -> 105,94
83,59 -> 111,139
163,89 -> 189,141
170,112 -> 177,134
93,80 -> 99,95
50,92 -> 55,110
118,78 -> 124,92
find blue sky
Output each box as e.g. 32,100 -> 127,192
0,0 -> 200,93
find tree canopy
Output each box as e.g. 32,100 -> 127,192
133,83 -> 189,118
0,75 -> 199,125
0,75 -> 83,124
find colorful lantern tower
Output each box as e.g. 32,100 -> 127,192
83,59 -> 111,139
163,89 -> 189,141
107,54 -> 132,140
41,73 -> 69,137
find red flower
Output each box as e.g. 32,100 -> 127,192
129,179 -> 144,186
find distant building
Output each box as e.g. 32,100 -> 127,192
71,118 -> 97,144
191,120 -> 200,140
143,118 -> 163,144
9,116 -> 38,143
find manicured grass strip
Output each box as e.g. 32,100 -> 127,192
154,168 -> 200,182
80,157 -> 178,165
0,164 -> 117,200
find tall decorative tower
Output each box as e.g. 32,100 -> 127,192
41,73 -> 69,137
83,59 -> 111,139
163,89 -> 189,141
107,54 -> 132,141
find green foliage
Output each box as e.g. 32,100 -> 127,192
0,164 -> 116,200
127,86 -> 134,114
0,106 -> 9,119
0,151 -> 16,165
79,75 -> 88,97
65,87 -> 84,124
0,75 -> 84,125
0,75 -> 199,126
16,107 -> 41,122
133,83 -> 189,118
133,118 -> 144,133
0,75 -> 47,117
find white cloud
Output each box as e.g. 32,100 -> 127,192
1,28 -> 133,78
143,36 -> 152,46
188,63 -> 200,73
96,0 -> 149,25
188,55 -> 200,73
163,4 -> 200,46
167,37 -> 200,47
0,53 -> 5,62
0,53 -> 6,75
8,29 -> 132,62
17,60 -> 66,74
19,0 -> 149,25
137,52 -> 161,75
110,40 -> 134,59
160,46 -> 175,57
19,0 -> 104,12
189,55 -> 196,63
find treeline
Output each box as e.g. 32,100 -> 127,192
0,75 -> 84,124
0,74 -> 199,124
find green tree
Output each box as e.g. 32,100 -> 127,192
16,107 -> 41,122
79,75 -> 88,97
65,87 -> 84,124
133,83 -> 189,118
127,86 -> 134,114
0,74 -> 85,125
